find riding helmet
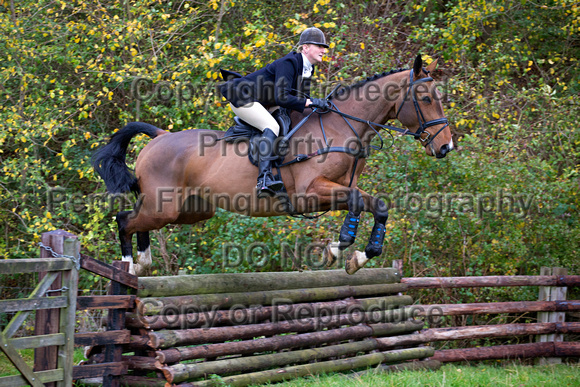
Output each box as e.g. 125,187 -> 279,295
298,27 -> 329,48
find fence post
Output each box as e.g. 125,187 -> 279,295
60,237 -> 80,387
34,230 -> 78,387
537,266 -> 568,365
392,259 -> 403,277
102,261 -> 130,387
392,260 -> 404,297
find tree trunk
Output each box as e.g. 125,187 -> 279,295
137,291 -> 411,316
402,275 -> 580,289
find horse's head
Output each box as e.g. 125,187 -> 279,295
395,55 -> 453,158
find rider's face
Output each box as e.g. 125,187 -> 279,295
302,44 -> 327,65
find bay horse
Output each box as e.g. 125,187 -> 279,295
92,55 -> 453,276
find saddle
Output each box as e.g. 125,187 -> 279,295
223,108 -> 291,167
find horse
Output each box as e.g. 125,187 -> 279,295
92,55 -> 453,276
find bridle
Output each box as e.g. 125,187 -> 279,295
395,68 -> 449,149
272,68 -> 450,218
283,68 -> 449,149
279,67 -> 451,166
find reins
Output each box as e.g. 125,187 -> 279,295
280,68 -> 451,171
277,69 -> 450,219
220,69 -> 450,218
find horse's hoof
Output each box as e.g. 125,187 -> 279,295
134,263 -> 144,276
137,247 -> 152,267
345,251 -> 369,275
323,242 -> 341,267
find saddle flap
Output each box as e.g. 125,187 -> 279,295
223,117 -> 261,145
234,116 -> 255,130
272,108 -> 292,137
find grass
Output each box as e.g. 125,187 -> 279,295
0,348 -> 87,377
2,351 -> 579,386
274,363 -> 580,387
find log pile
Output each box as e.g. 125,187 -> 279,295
99,269 -> 438,386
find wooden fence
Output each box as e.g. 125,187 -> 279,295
96,269 -> 434,386
398,263 -> 580,364
0,230 -> 138,387
2,232 -> 580,386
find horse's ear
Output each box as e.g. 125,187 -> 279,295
426,58 -> 439,73
413,55 -> 422,77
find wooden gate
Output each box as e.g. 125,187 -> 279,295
0,232 -> 79,386
0,230 -> 138,387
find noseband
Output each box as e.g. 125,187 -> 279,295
395,69 -> 449,148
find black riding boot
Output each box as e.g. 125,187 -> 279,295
256,128 -> 284,198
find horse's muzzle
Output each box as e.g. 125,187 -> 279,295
436,144 -> 452,159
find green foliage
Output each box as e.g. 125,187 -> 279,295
1,0 -> 579,304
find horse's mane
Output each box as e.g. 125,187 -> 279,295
330,68 -> 407,100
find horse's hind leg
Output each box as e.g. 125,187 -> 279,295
117,210 -> 136,274
117,212 -> 154,275
136,231 -> 151,275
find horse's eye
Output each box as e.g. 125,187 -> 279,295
422,96 -> 432,104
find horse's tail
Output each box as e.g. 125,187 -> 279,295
91,122 -> 168,195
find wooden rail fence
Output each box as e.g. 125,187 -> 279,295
2,234 -> 580,386
399,261 -> 580,364
0,230 -> 139,387
81,268 -> 435,386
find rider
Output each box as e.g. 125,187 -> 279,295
220,27 -> 329,198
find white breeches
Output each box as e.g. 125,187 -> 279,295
229,103 -> 281,136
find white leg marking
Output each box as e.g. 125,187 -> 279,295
137,246 -> 152,269
345,251 -> 369,275
323,242 -> 342,267
122,256 -> 135,275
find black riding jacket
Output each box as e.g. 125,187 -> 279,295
220,51 -> 312,112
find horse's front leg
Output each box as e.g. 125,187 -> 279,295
323,188 -> 365,269
343,193 -> 389,274
363,194 -> 389,259
338,188 -> 365,249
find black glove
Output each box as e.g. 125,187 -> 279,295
309,98 -> 328,110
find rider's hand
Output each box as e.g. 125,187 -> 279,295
307,98 -> 329,110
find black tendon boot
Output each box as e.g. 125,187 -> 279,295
256,128 -> 284,198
